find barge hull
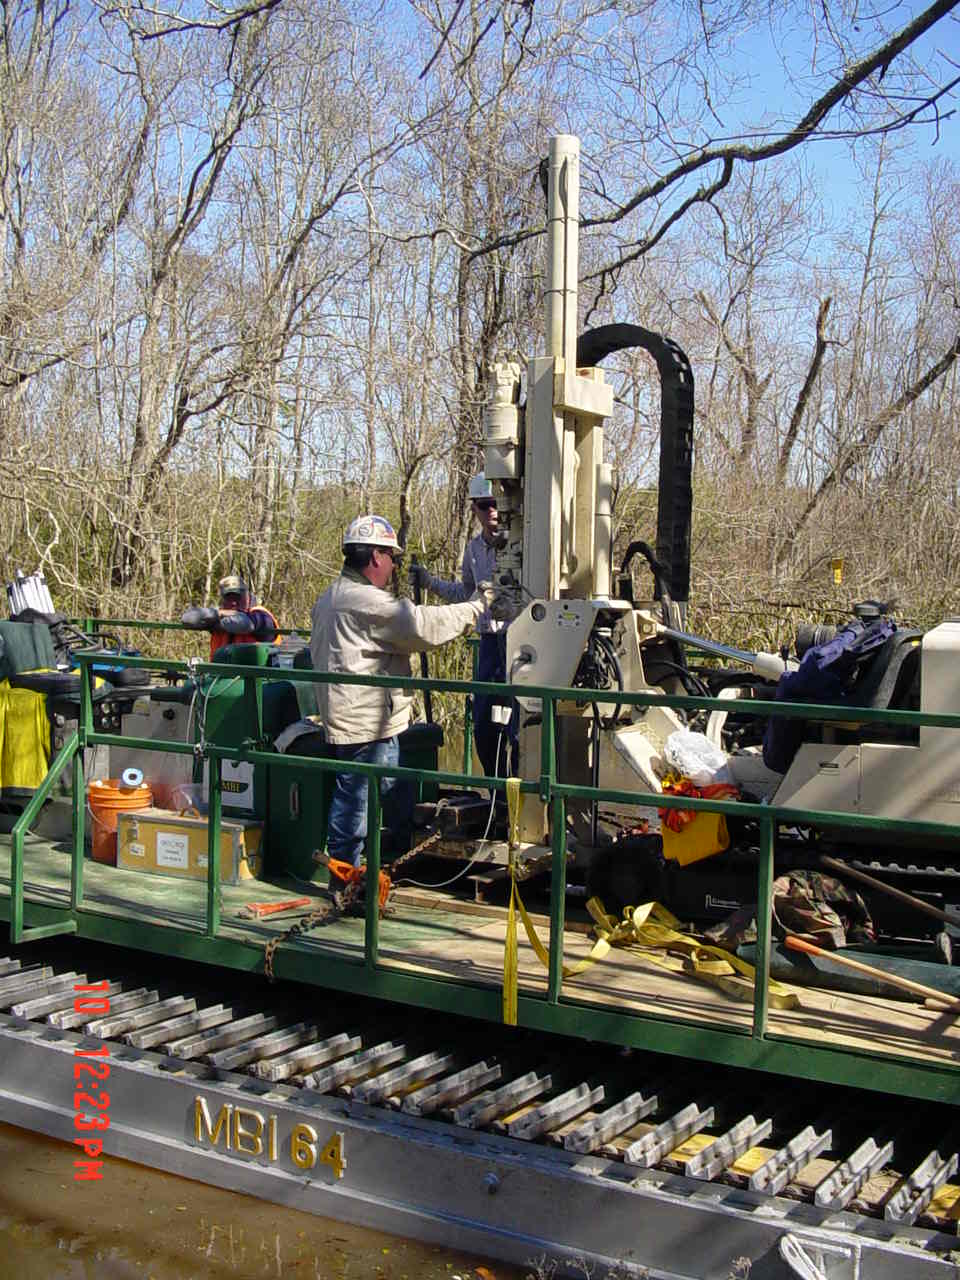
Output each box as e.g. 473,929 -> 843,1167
0,1015 -> 956,1280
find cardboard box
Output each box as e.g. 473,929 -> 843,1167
116,807 -> 262,884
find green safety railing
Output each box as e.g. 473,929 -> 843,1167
69,617 -> 312,638
7,631 -> 960,1093
9,731 -> 83,944
69,616 -> 475,769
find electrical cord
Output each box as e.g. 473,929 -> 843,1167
196,674 -> 241,758
185,682 -> 200,747
574,631 -> 625,727
396,728 -> 506,890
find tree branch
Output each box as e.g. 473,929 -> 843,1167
94,0 -> 282,41
470,0 -> 960,265
775,330 -> 960,568
776,297 -> 832,488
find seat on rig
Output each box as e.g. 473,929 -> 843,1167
827,628 -> 923,748
290,644 -> 320,718
0,619 -> 57,680
765,621 -> 923,771
847,629 -> 922,712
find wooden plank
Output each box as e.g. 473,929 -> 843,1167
391,888 -> 594,934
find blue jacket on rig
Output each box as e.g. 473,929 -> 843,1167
763,616 -> 897,773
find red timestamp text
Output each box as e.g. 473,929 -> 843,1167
72,980 -> 111,1181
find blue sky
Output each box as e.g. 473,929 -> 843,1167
726,7 -> 960,220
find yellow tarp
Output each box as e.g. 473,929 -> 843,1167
0,678 -> 51,790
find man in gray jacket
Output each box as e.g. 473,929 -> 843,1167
310,514 -> 493,866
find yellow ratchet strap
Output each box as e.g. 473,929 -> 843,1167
586,898 -> 801,1010
502,778 -> 611,1025
503,778 -> 520,1025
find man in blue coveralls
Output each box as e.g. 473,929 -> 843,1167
410,475 -> 518,779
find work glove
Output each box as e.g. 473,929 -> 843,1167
471,581 -> 497,610
181,605 -> 220,632
409,563 -> 431,592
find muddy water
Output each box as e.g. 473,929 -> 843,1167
0,1122 -> 530,1280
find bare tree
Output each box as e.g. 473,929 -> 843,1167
463,0 -> 960,281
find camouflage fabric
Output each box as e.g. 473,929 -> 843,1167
704,869 -> 875,951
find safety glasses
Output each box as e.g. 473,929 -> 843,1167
474,499 -> 497,512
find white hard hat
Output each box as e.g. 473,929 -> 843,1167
468,473 -> 493,501
343,514 -> 401,551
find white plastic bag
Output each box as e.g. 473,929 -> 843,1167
170,782 -> 206,815
663,729 -> 731,787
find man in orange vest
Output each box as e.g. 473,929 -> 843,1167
182,574 -> 281,660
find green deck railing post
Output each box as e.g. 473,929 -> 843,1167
10,733 -> 80,943
540,694 -> 555,802
365,777 -> 382,972
10,818 -> 24,944
462,637 -> 479,775
548,793 -> 567,1003
752,815 -> 775,1037
206,756 -> 222,938
71,746 -> 84,911
79,651 -> 94,737
74,657 -> 91,912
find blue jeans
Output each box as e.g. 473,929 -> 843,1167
327,736 -> 408,867
474,632 -> 518,779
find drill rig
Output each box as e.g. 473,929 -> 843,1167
482,134 -> 785,846
478,135 -> 960,927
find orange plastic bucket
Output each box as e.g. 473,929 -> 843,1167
88,777 -> 153,866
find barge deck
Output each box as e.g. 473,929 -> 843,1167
3,830 -> 959,1100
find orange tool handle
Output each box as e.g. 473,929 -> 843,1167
784,934 -> 960,1014
245,897 -> 313,917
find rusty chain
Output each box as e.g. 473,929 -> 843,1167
263,825 -> 445,981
